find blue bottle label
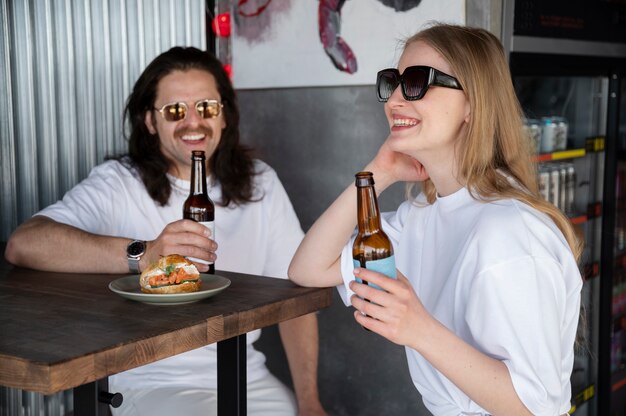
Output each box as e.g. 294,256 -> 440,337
352,255 -> 396,290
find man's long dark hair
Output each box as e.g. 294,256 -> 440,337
116,46 -> 256,207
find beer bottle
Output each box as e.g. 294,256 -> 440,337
183,150 -> 215,274
352,171 -> 396,290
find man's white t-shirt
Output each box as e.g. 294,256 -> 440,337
38,158 -> 304,390
339,186 -> 582,416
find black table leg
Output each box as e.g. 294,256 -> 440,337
73,377 -> 122,416
217,333 -> 247,416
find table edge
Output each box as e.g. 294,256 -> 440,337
0,287 -> 332,395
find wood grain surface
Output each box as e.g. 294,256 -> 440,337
0,256 -> 332,395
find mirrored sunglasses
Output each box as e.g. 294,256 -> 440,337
376,65 -> 462,102
155,99 -> 224,122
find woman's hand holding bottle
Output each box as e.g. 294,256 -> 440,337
350,268 -> 430,351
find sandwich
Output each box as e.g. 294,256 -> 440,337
140,254 -> 201,294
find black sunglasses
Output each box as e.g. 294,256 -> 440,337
376,65 -> 462,102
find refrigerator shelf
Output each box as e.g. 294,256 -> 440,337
534,148 -> 586,163
611,368 -> 626,393
570,383 -> 595,414
585,137 -> 605,153
570,214 -> 588,225
586,202 -> 603,220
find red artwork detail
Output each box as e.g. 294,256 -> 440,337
223,63 -> 233,79
318,0 -> 357,74
212,12 -> 232,38
238,0 -> 273,17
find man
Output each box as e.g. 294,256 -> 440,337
5,47 -> 326,416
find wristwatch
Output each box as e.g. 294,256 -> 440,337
126,240 -> 146,273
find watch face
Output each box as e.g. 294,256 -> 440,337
127,240 -> 145,257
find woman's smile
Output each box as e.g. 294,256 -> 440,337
391,115 -> 419,131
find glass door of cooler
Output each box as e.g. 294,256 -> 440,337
513,75 -> 610,416
609,77 -> 626,415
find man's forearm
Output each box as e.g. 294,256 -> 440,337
5,216 -> 131,273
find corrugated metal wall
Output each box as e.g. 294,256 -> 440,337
0,0 -> 205,413
0,0 -> 206,242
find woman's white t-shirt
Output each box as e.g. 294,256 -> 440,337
339,187 -> 582,416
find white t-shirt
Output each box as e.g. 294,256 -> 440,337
38,158 -> 304,389
339,186 -> 582,416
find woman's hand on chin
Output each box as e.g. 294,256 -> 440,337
365,137 -> 429,188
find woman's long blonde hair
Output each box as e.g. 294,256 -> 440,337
407,23 -> 582,261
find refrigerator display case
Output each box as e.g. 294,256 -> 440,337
502,1 -> 626,415
611,79 -> 626,414
512,66 -> 608,416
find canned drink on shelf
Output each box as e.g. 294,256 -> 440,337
522,118 -> 540,153
522,120 -> 530,147
526,119 -> 541,153
553,116 -> 568,151
540,117 -> 557,154
549,165 -> 560,208
559,164 -> 567,211
566,163 -> 576,215
538,166 -> 550,202
560,118 -> 569,150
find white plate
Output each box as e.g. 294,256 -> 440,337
109,273 -> 231,305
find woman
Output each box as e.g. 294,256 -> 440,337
289,23 -> 582,416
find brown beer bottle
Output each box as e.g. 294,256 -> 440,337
183,150 -> 215,274
352,171 -> 396,289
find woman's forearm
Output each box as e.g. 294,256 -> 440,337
416,317 -> 532,416
289,166 -> 397,288
288,183 -> 357,287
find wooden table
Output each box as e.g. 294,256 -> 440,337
0,256 -> 332,415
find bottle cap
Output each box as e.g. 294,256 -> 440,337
355,171 -> 374,187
